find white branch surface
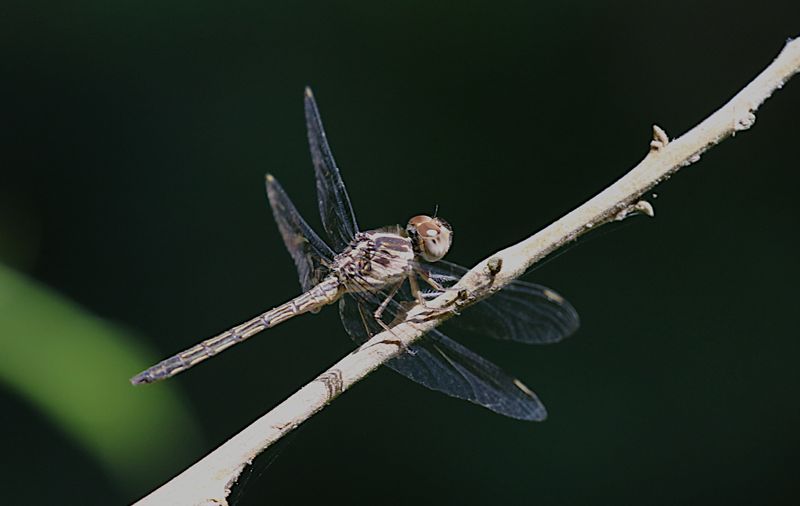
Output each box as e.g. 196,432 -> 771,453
134,38 -> 800,506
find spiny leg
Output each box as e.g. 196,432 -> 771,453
416,266 -> 467,303
408,273 -> 426,306
356,301 -> 404,351
416,267 -> 445,292
409,271 -> 463,317
345,275 -> 413,353
374,282 -> 402,321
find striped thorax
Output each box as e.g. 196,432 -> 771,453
334,229 -> 416,292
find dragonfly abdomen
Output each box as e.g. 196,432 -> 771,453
130,277 -> 341,384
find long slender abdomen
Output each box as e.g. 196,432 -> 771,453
130,277 -> 341,384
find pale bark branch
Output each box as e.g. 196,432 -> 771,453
134,37 -> 800,506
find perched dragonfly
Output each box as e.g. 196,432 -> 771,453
131,88 -> 579,420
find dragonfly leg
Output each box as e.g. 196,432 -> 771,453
373,319 -> 417,356
415,267 -> 464,304
374,282 -> 402,321
355,302 -> 412,353
416,268 -> 445,292
375,317 -> 393,334
408,273 -> 427,306
409,272 -> 464,318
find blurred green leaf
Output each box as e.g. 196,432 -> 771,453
0,263 -> 202,488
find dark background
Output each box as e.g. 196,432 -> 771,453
3,1 -> 800,504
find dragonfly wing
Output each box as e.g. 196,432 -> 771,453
420,260 -> 580,344
394,329 -> 547,421
304,87 -> 359,252
266,175 -> 335,292
338,290 -> 547,421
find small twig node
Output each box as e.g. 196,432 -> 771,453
649,124 -> 670,151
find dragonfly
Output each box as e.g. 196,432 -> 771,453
131,88 -> 580,421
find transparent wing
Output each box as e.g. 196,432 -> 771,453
266,175 -> 335,292
419,260 -> 580,344
338,281 -> 547,421
304,87 -> 360,252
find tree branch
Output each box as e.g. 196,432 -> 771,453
134,37 -> 800,506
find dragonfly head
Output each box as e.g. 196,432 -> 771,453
407,215 -> 453,262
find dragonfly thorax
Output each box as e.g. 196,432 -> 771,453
333,230 -> 416,293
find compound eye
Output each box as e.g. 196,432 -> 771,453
407,215 -> 452,261
407,215 -> 434,235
